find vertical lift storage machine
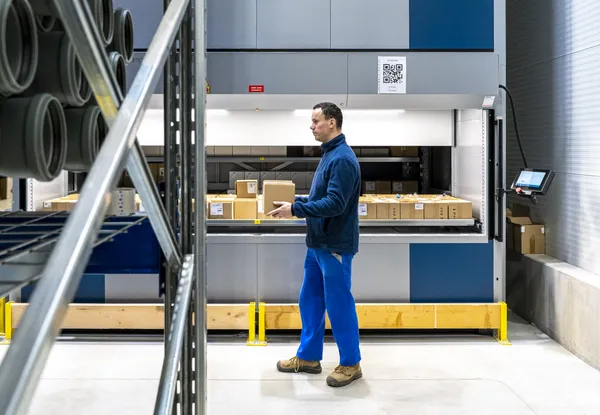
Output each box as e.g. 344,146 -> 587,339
0,1 -> 537,414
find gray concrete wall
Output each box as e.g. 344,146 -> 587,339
507,252 -> 600,370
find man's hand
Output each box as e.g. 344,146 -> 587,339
267,201 -> 293,219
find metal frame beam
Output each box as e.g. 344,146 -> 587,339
195,0 -> 209,413
0,0 -> 189,413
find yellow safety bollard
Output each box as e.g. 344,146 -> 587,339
245,302 -> 256,345
496,301 -> 511,346
246,302 -> 266,346
0,297 -> 5,336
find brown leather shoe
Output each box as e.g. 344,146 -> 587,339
276,356 -> 322,374
326,364 -> 362,387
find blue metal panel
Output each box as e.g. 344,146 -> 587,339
409,0 -> 494,50
409,242 -> 494,302
85,217 -> 161,275
22,274 -> 106,303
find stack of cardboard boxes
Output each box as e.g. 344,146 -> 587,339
42,190 -> 141,215
358,194 -> 473,220
506,207 -> 545,254
207,180 -> 473,222
207,180 -> 296,220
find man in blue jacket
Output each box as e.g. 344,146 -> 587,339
267,102 -> 362,388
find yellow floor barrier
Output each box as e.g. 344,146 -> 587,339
5,302 -> 256,345
0,297 -> 5,341
0,300 -> 11,345
1,301 -> 510,347
257,302 -> 511,346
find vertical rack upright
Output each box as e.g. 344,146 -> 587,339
0,0 -> 208,414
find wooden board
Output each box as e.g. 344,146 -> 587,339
263,303 -> 501,330
11,303 -> 249,331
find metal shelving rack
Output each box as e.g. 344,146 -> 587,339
207,219 -> 477,228
0,0 -> 206,414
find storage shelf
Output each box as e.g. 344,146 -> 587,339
0,212 -> 147,298
207,219 -> 475,227
146,156 -> 420,163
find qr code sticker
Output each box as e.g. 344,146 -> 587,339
383,63 -> 404,84
378,56 -> 407,94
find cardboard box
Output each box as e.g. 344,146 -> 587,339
209,198 -> 233,219
514,224 -> 545,254
373,148 -> 390,157
251,146 -> 269,156
448,200 -> 473,219
507,217 -> 532,251
373,198 -> 390,219
232,146 -> 251,156
424,201 -> 448,219
234,198 -> 258,219
387,199 -> 401,219
269,146 -> 287,156
358,197 -> 377,220
390,146 -> 419,157
400,200 -> 425,219
262,180 -> 296,214
392,181 -> 419,194
214,146 -> 233,156
206,146 -> 215,156
361,148 -> 375,157
235,180 -> 258,198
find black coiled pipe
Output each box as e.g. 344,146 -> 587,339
26,31 -> 92,107
64,106 -> 107,172
0,94 -> 67,181
0,0 -> 38,97
111,8 -> 133,64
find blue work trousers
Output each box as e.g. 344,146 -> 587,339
296,248 -> 361,366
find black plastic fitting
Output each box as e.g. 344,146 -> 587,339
0,94 -> 67,181
0,0 -> 38,97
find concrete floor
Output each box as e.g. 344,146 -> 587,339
1,313 -> 600,414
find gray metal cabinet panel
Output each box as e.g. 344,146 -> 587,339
257,243 -> 306,303
207,242 -> 258,302
256,242 -> 410,303
331,0 -> 410,49
256,0 -> 330,49
207,0 -> 257,49
207,52 -> 347,94
126,52 -> 164,94
352,244 -> 410,302
347,52 -> 498,94
112,0 -> 163,50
